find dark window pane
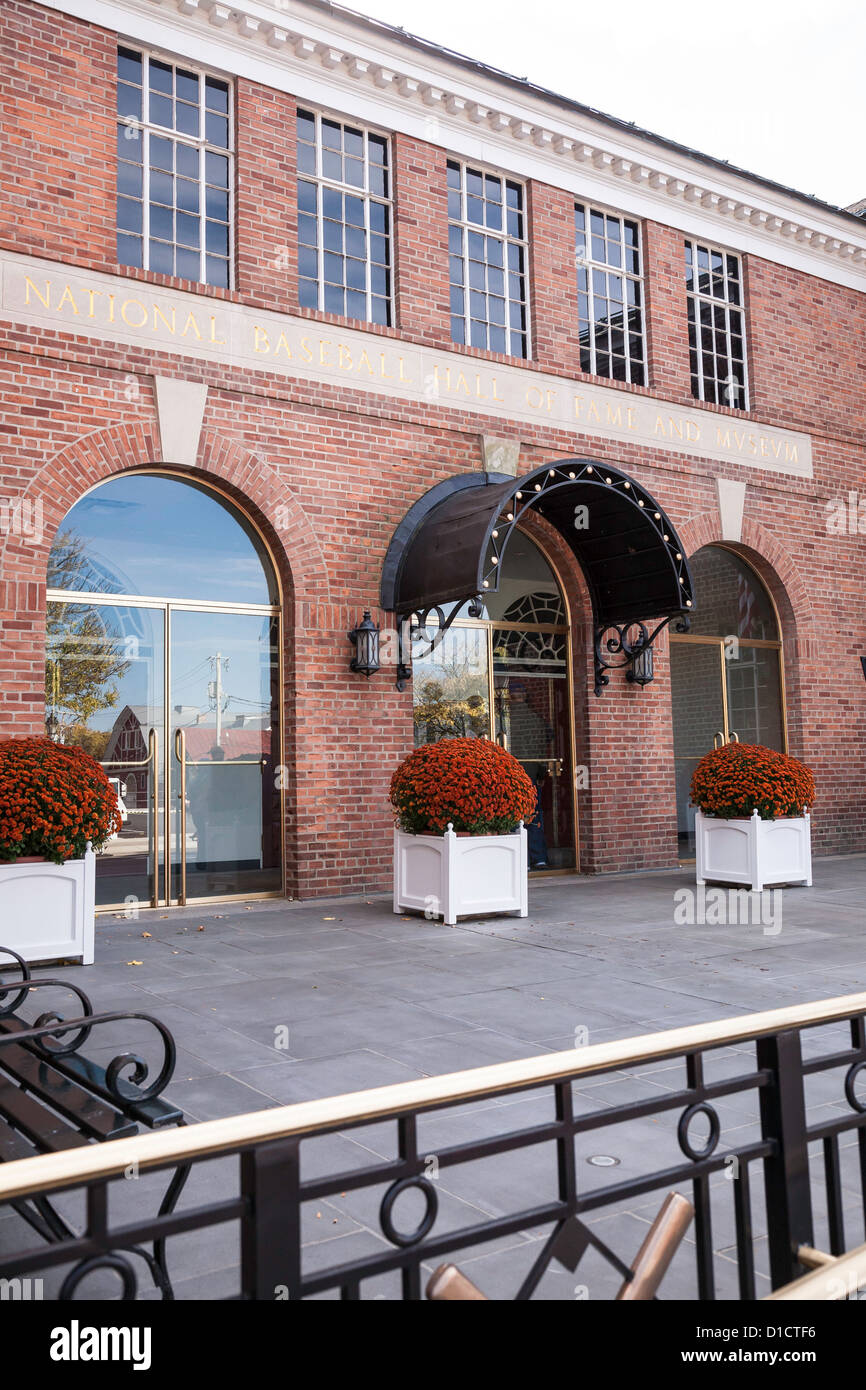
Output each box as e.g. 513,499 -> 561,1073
298,179 -> 317,214
344,126 -> 363,159
298,141 -> 316,175
298,245 -> 318,279
298,276 -> 318,308
450,285 -> 464,315
175,101 -> 198,137
467,169 -> 484,198
205,256 -> 228,288
344,157 -> 364,188
371,296 -> 390,326
297,109 -> 315,142
118,161 -> 143,197
323,220 -> 343,252
118,48 -> 142,84
206,186 -> 228,220
205,112 -> 228,147
369,134 -> 388,165
149,203 -> 173,239
489,325 -> 506,353
369,166 -> 387,198
345,225 -> 366,258
177,212 -> 199,248
470,319 -> 487,348
117,196 -> 142,233
345,256 -> 365,291
451,315 -> 465,343
510,331 -> 525,357
176,69 -> 198,103
298,213 -> 318,247
150,170 -> 173,205
150,93 -> 173,129
447,161 -> 461,187
322,148 -> 342,181
346,289 -> 366,319
117,121 -> 142,158
176,143 -> 198,178
345,195 -> 365,227
149,60 -> 173,94
322,186 -> 342,220
447,189 -> 462,220
371,263 -> 389,296
324,282 -> 344,314
117,232 -> 142,267
117,83 -> 141,119
150,135 -> 173,170
323,251 -> 344,284
149,238 -> 173,274
176,246 -> 199,280
322,119 -> 341,150
205,151 -> 229,187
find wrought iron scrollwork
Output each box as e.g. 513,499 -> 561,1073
594,612 -> 691,696
395,596 -> 484,690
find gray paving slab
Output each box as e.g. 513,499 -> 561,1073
5,852 -> 866,1300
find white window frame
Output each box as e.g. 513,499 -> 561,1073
685,238 -> 750,411
296,106 -> 394,327
574,200 -> 645,385
116,44 -> 234,289
447,156 -> 531,360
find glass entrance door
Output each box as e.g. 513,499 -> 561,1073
410,531 -> 577,872
169,609 -> 281,903
46,599 -> 164,909
670,546 -> 786,858
45,600 -> 282,908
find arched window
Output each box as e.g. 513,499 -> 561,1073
670,545 -> 785,856
46,472 -> 282,909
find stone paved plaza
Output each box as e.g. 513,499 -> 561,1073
9,854 -> 866,1299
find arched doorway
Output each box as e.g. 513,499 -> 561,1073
670,545 -> 785,857
45,472 -> 283,909
410,530 -> 577,871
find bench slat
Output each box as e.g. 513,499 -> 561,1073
0,1073 -> 87,1154
0,1028 -> 135,1142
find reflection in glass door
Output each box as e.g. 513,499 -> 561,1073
411,530 -> 577,872
169,609 -> 281,903
670,545 -> 785,858
44,472 -> 284,910
46,600 -> 163,908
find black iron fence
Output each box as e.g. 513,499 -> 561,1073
2,992 -> 866,1300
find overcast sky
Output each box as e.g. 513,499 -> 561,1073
338,0 -> 865,210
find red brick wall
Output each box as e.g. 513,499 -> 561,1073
0,1 -> 115,269
0,1 -> 864,898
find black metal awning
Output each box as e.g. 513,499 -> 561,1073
382,458 -> 694,627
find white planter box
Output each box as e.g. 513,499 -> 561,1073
695,810 -> 812,891
0,844 -> 95,965
394,823 -> 528,926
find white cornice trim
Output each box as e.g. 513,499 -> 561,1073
37,0 -> 866,292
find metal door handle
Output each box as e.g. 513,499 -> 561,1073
174,728 -> 187,906
729,731 -> 740,743
713,731 -> 724,749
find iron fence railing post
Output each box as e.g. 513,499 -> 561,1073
757,1028 -> 814,1289
240,1137 -> 301,1301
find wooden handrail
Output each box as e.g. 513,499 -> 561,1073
765,1242 -> 866,1300
0,990 -> 865,1203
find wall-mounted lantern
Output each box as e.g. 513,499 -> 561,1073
348,611 -> 380,677
626,642 -> 654,687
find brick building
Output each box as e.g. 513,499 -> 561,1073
1,0 -> 864,911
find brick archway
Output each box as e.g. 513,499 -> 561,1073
676,511 -> 815,761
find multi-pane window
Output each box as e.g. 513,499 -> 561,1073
575,205 -> 645,385
685,241 -> 748,410
296,109 -> 391,325
116,47 -> 232,287
447,160 -> 529,358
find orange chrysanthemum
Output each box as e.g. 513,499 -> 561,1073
690,742 -> 815,822
0,736 -> 121,864
390,737 -> 537,835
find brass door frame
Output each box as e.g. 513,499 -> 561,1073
99,726 -> 159,909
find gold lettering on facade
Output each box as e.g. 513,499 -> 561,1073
254,326 -> 270,353
300,338 -> 314,363
526,385 -> 545,410
121,298 -> 148,329
180,311 -> 202,340
338,344 -> 353,371
357,349 -> 375,375
273,330 -> 292,359
23,276 -> 52,310
152,304 -> 176,335
209,315 -> 226,347
85,289 -> 102,319
379,352 -> 393,380
56,285 -> 79,315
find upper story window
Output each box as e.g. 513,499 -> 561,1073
116,47 -> 232,288
447,160 -> 529,358
297,109 -> 392,326
575,205 -> 645,385
685,240 -> 748,410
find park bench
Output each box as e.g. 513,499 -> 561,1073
0,946 -> 189,1299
